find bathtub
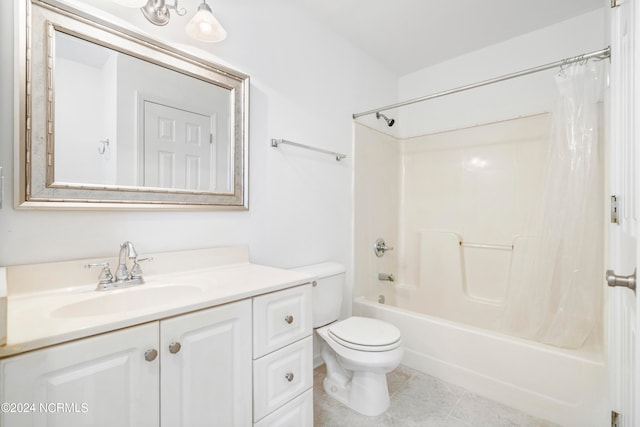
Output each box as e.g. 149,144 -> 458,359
353,296 -> 608,427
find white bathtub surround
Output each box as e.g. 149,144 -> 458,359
356,115 -> 549,322
397,114 -> 550,307
354,297 -> 607,427
355,111 -> 605,342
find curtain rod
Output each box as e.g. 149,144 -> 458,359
352,46 -> 611,119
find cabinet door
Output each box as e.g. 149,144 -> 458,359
160,300 -> 252,427
0,322 -> 159,427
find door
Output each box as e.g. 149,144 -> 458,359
0,323 -> 159,427
160,300 -> 252,427
143,101 -> 215,191
609,0 -> 639,425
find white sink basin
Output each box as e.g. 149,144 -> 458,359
50,285 -> 203,318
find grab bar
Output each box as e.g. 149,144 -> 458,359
459,241 -> 513,251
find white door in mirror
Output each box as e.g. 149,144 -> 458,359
143,101 -> 215,191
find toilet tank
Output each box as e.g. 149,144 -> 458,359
292,262 -> 346,328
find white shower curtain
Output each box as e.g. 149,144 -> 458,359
501,60 -> 605,348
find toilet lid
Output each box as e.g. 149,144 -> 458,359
328,316 -> 401,352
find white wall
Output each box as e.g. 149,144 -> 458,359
0,0 -> 398,310
397,9 -> 606,138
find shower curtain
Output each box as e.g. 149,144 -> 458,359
501,60 -> 605,349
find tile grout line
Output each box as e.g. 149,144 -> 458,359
446,390 -> 469,418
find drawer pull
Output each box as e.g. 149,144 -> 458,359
144,349 -> 158,362
169,341 -> 182,354
285,372 -> 295,382
285,315 -> 294,324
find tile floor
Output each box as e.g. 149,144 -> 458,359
313,364 -> 558,427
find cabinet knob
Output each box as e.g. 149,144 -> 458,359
284,315 -> 294,324
144,349 -> 158,362
285,372 -> 295,382
169,341 -> 182,354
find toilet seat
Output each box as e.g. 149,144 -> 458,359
327,316 -> 401,352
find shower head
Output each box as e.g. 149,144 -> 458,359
376,112 -> 395,127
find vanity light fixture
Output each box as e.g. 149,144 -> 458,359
185,1 -> 227,42
141,0 -> 187,26
113,0 -> 227,42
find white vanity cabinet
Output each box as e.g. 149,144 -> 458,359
252,284 -> 313,425
0,299 -> 252,427
0,322 -> 160,427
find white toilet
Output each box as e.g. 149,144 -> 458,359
294,262 -> 403,417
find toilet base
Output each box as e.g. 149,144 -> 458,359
323,371 -> 391,417
321,346 -> 391,416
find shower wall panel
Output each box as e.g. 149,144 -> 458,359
398,114 -> 548,318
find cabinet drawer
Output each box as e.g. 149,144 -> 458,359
253,336 -> 313,421
253,284 -> 312,358
253,388 -> 313,427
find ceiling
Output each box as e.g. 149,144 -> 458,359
296,0 -> 605,76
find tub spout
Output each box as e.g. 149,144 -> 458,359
378,273 -> 394,282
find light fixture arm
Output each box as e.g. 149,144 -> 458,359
197,1 -> 213,14
141,0 -> 187,26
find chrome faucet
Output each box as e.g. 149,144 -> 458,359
116,241 -> 138,282
86,241 -> 152,291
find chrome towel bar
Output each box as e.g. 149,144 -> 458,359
271,138 -> 347,161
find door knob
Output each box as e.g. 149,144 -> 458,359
606,269 -> 636,292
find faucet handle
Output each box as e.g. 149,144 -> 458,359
85,262 -> 114,285
374,238 -> 394,257
130,257 -> 153,279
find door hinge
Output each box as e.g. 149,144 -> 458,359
611,0 -> 621,8
611,195 -> 619,224
611,410 -> 620,427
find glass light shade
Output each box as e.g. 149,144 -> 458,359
112,0 -> 148,7
185,3 -> 227,43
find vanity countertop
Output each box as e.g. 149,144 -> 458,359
0,247 -> 314,358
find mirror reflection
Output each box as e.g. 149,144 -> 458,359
54,31 -> 233,193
